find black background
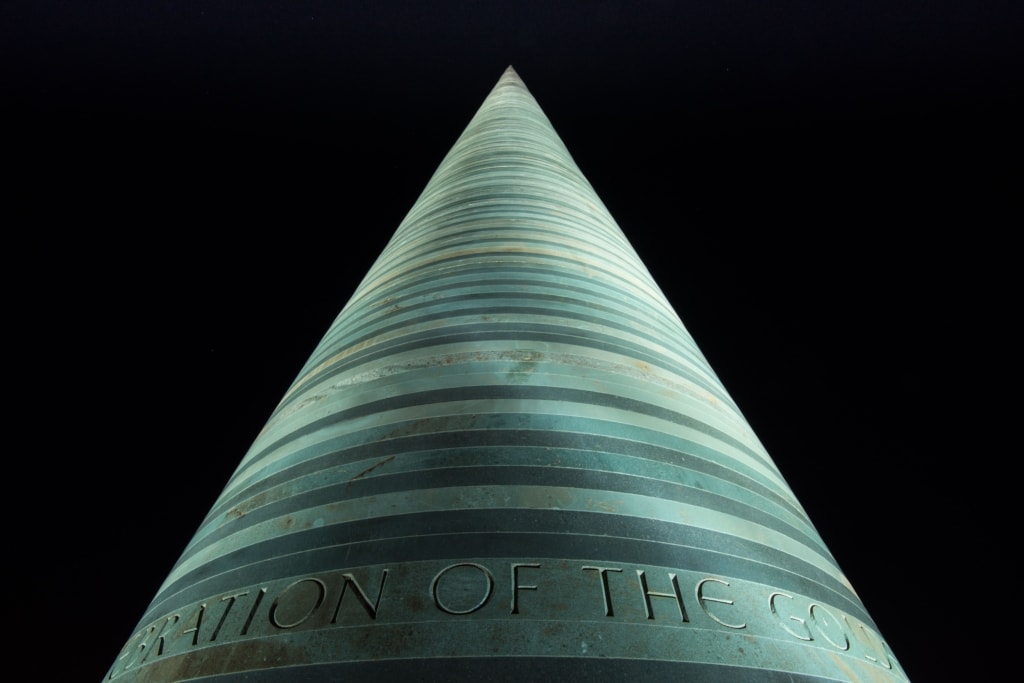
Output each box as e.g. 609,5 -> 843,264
5,2 -> 1018,680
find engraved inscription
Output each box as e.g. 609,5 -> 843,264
847,616 -> 894,669
118,624 -> 154,674
211,592 -> 249,641
431,562 -> 495,615
179,603 -> 206,646
108,559 -> 904,681
769,591 -> 813,640
240,588 -> 267,635
809,603 -> 849,651
269,578 -> 326,629
140,614 -> 179,662
695,578 -> 745,630
581,566 -> 622,616
636,570 -> 689,622
510,563 -> 540,614
765,589 -> 898,672
332,570 -> 389,622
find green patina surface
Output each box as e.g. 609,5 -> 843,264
106,67 -> 906,682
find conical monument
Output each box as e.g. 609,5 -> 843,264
106,67 -> 906,682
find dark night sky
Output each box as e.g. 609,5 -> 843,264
5,2 -> 1018,680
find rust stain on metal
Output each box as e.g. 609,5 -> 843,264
588,497 -> 620,513
349,455 -> 396,482
221,486 -> 293,528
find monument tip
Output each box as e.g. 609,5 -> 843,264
500,65 -> 526,89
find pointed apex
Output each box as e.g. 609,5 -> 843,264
494,64 -> 528,93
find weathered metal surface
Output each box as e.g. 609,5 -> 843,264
105,67 -> 906,682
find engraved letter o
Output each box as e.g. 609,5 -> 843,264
431,562 -> 495,615
269,578 -> 327,629
809,603 -> 850,651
